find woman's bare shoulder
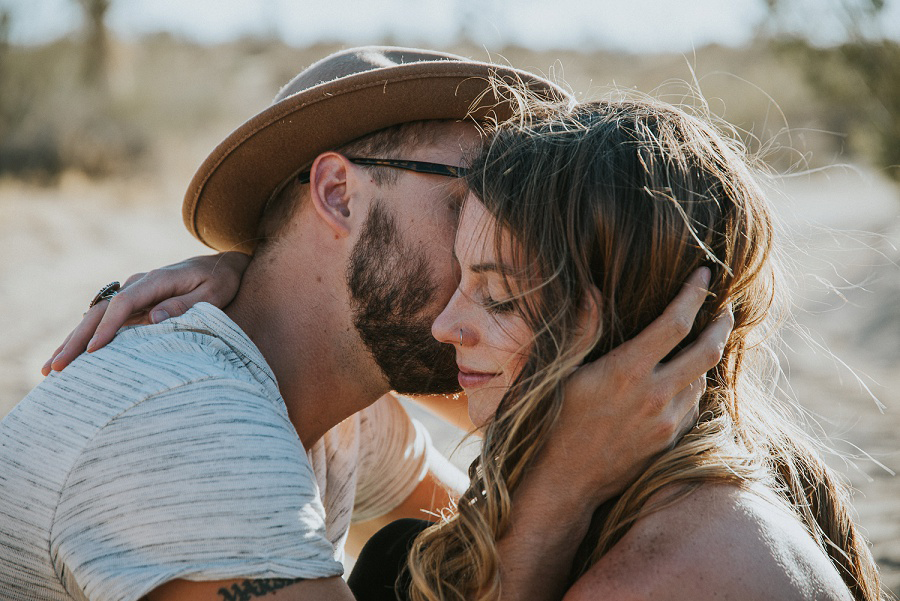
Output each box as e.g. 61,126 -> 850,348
563,483 -> 852,601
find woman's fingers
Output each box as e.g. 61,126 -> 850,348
42,303 -> 109,374
42,253 -> 250,375
41,332 -> 76,376
42,273 -> 154,374
143,281 -> 229,327
122,272 -> 147,287
44,269 -> 194,372
86,270 -> 196,352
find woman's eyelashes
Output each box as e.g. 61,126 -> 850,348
482,291 -> 517,315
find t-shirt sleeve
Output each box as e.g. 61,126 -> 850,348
352,394 -> 433,523
50,379 -> 343,601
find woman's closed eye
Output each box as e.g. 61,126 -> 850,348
483,293 -> 517,315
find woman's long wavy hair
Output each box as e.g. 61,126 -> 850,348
406,97 -> 883,600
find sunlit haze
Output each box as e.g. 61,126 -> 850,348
3,0 -> 900,51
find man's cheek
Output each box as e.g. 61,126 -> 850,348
432,262 -> 459,310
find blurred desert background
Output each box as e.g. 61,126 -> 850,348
1,0 -> 898,593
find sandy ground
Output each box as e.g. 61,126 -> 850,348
1,162 -> 898,592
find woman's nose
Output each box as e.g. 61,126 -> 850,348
432,288 -> 467,346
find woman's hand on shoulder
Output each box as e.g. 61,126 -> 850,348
41,252 -> 250,375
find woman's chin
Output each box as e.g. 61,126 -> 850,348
466,391 -> 505,430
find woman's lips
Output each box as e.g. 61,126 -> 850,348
457,367 -> 499,389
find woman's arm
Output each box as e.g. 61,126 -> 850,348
41,252 -> 250,375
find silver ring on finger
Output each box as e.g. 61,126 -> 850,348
88,281 -> 121,310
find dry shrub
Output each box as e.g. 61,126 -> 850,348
0,30 -> 146,182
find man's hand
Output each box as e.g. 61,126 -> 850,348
494,267 -> 732,601
541,266 -> 732,505
41,252 -> 250,375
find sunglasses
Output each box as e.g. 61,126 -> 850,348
296,158 -> 469,184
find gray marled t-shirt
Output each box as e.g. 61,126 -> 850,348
0,303 -> 431,601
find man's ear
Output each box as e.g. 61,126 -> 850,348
307,152 -> 359,238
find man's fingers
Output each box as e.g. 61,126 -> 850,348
675,374 -> 705,438
619,267 -> 711,369
657,304 -> 733,397
653,374 -> 706,449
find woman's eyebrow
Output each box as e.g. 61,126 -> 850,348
471,262 -> 515,275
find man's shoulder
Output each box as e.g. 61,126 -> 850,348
66,304 -> 272,402
105,305 -> 258,377
8,306 -> 283,453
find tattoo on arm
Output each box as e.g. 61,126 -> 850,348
217,578 -> 306,600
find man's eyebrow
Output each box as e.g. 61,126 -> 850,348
449,189 -> 466,210
447,182 -> 468,210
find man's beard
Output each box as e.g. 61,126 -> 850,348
347,201 -> 461,395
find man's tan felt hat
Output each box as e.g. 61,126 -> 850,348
182,46 -> 571,253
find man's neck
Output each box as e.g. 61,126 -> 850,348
224,244 -> 389,449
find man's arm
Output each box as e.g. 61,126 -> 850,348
493,268 -> 732,600
346,392 -> 470,557
145,576 -> 355,601
346,449 -> 467,557
350,269 -> 729,601
403,392 -> 475,433
344,392 -> 473,556
55,382 -> 345,601
344,391 -> 472,557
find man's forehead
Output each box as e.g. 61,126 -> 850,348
410,121 -> 482,165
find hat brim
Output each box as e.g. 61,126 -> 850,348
183,61 -> 568,253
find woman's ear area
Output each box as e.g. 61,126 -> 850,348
307,152 -> 368,238
574,284 -> 603,354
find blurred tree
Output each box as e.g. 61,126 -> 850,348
0,9 -> 8,78
0,8 -> 10,146
764,0 -> 900,182
77,0 -> 111,92
0,8 -> 60,178
0,2 -> 144,181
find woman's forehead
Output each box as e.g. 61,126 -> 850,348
455,197 -> 496,259
454,196 -> 522,269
